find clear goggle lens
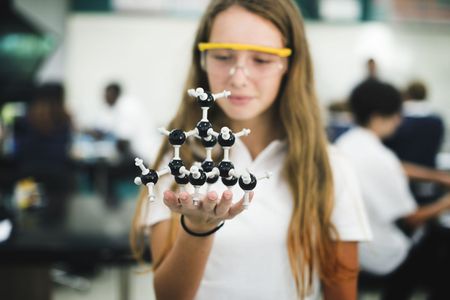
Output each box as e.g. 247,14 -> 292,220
201,49 -> 287,79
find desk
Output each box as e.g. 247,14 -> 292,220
0,193 -> 146,300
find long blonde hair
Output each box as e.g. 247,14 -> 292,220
131,0 -> 339,297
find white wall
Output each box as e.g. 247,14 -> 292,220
65,15 -> 450,147
308,22 -> 450,112
65,15 -> 198,129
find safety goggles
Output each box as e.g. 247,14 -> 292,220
198,42 -> 292,79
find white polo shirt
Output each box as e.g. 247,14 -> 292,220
146,138 -> 371,299
335,127 -> 417,275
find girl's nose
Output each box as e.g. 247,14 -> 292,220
229,65 -> 250,77
229,65 -> 250,88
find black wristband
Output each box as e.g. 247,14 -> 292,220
180,215 -> 224,237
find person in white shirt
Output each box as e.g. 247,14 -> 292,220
95,83 -> 159,163
89,83 -> 160,207
130,1 -> 372,299
336,79 -> 450,299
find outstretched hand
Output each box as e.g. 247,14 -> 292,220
163,190 -> 253,232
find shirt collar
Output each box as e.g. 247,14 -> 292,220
403,101 -> 433,117
353,126 -> 381,145
231,138 -> 287,166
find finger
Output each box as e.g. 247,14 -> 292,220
201,191 -> 218,213
247,191 -> 255,203
163,190 -> 182,213
214,190 -> 233,217
178,191 -> 196,211
227,192 -> 254,219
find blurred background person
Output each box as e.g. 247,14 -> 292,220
336,79 -> 450,300
384,80 -> 450,205
14,82 -> 74,224
84,82 -> 158,207
326,58 -> 378,143
366,57 -> 378,80
91,82 -> 158,162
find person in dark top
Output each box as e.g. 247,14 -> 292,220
14,82 -> 73,223
385,81 -> 444,168
384,80 -> 450,205
16,84 -> 72,171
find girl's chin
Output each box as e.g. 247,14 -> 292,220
225,112 -> 258,122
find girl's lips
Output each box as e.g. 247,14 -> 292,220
228,96 -> 253,105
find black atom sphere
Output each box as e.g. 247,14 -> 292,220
141,170 -> 159,184
169,159 -> 184,176
238,174 -> 257,190
222,176 -> 238,187
196,121 -> 212,138
218,161 -> 234,178
197,92 -> 215,108
201,160 -> 215,172
206,175 -> 219,184
218,133 -> 235,147
168,129 -> 186,145
188,170 -> 207,186
202,135 -> 217,148
175,175 -> 189,185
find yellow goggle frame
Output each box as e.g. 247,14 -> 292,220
198,42 -> 292,57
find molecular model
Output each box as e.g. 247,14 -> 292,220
134,87 -> 271,208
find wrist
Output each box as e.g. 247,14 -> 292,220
185,217 -> 220,231
180,215 -> 224,237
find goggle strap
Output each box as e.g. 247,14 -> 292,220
198,42 -> 292,57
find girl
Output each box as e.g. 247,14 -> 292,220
131,1 -> 371,299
